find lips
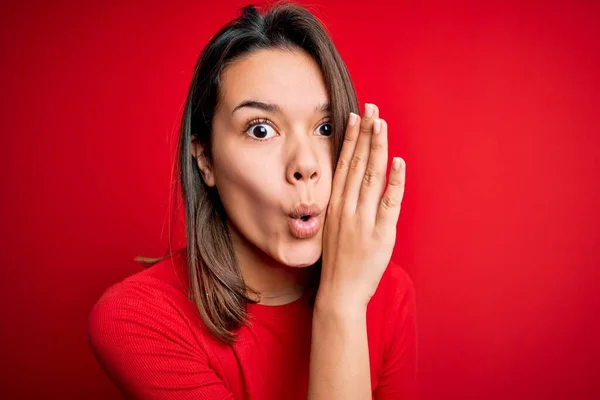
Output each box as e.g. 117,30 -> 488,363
288,203 -> 322,239
289,203 -> 322,219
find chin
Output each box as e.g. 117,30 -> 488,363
276,239 -> 322,268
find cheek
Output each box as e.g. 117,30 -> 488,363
320,169 -> 333,200
319,150 -> 334,196
212,146 -> 283,228
215,150 -> 280,201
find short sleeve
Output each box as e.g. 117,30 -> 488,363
374,266 -> 418,400
87,282 -> 234,400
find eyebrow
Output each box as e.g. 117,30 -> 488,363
231,100 -> 330,116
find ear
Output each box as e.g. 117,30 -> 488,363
191,136 -> 216,187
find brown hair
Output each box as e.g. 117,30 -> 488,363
138,1 -> 359,342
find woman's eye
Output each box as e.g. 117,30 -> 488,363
316,122 -> 333,137
245,123 -> 277,140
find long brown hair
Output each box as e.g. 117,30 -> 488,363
138,1 -> 359,343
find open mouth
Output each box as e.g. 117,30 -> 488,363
287,203 -> 322,239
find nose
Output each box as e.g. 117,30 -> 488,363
286,138 -> 321,185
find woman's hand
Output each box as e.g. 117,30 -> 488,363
318,103 -> 406,312
309,103 -> 406,399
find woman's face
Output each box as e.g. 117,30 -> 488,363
195,48 -> 333,268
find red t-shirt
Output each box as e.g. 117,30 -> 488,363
88,249 -> 417,399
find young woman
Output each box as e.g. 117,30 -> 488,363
88,3 -> 416,399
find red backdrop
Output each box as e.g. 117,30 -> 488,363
1,0 -> 599,398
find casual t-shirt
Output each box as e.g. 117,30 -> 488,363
88,248 -> 417,399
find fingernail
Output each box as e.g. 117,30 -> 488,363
392,157 -> 401,171
374,118 -> 381,134
348,112 -> 358,127
364,103 -> 374,119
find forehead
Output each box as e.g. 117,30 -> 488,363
219,48 -> 329,115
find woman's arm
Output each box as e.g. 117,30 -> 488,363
308,103 -> 407,399
308,296 -> 371,399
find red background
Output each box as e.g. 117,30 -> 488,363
1,0 -> 599,398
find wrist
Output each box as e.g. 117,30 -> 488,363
314,289 -> 368,320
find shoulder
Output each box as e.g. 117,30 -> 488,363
366,260 -> 417,345
87,251 -> 239,398
369,261 -> 419,398
87,249 -> 205,363
89,250 -> 190,323
370,259 -> 416,315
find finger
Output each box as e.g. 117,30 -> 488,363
376,157 -> 406,229
342,103 -> 379,214
330,112 -> 362,208
357,118 -> 388,221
